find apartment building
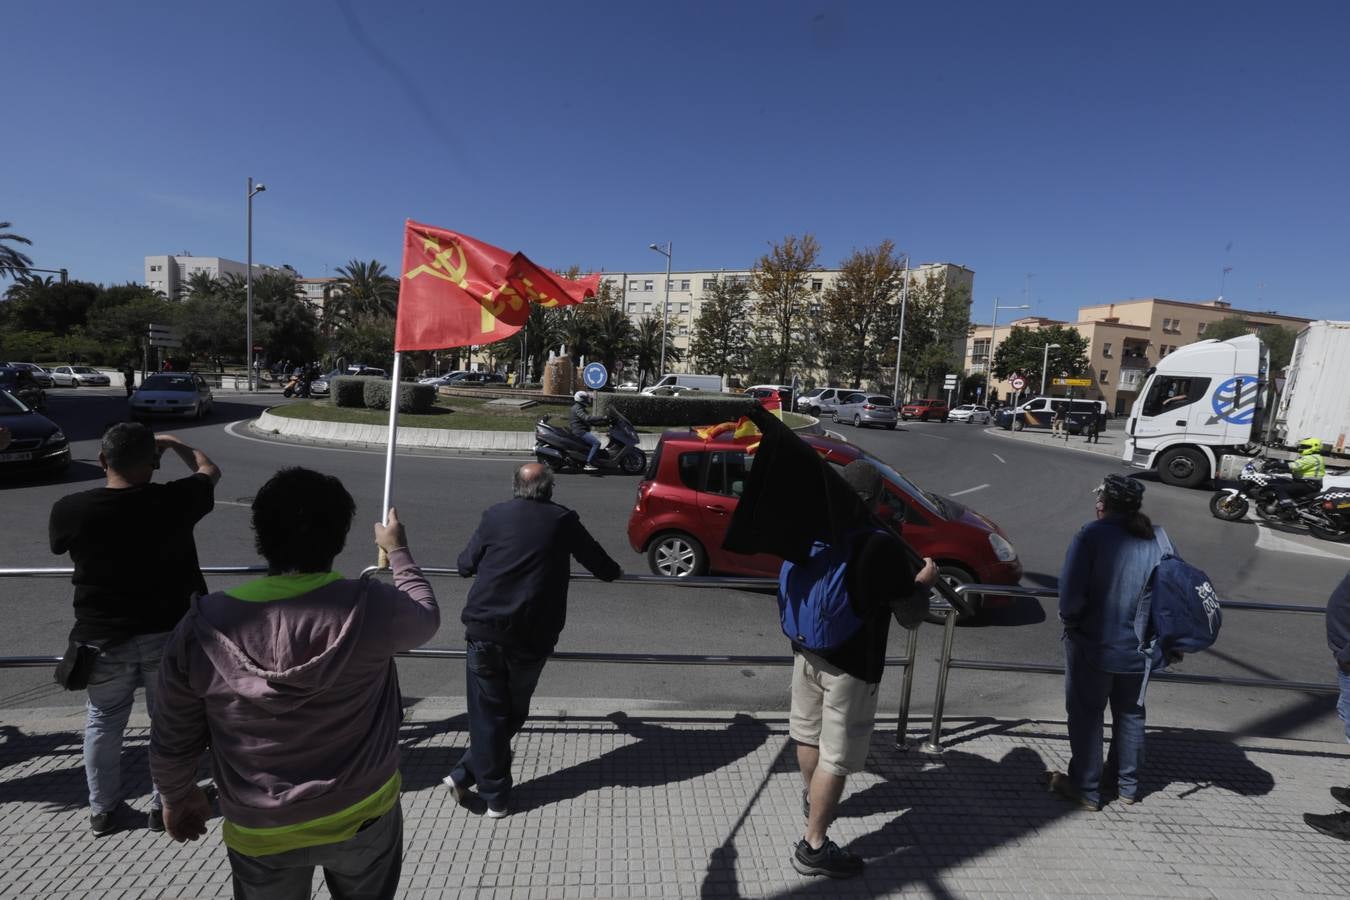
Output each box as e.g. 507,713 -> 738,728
965,298 -> 1311,414
601,262 -> 974,366
144,254 -> 280,298
297,277 -> 338,317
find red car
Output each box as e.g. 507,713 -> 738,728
627,430 -> 1022,614
900,398 -> 950,421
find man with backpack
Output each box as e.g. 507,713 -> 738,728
784,460 -> 938,878
1303,570 -> 1350,840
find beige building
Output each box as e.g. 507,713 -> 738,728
297,277 -> 337,317
601,262 -> 974,369
965,298 -> 1311,414
144,254 -> 281,298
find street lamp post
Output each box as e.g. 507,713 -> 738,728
984,298 -> 1030,403
891,255 -> 911,407
246,177 -> 266,392
1039,342 -> 1062,396
648,242 -> 672,378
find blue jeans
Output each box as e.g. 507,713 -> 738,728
227,803 -> 403,900
580,432 -> 601,465
1063,638 -> 1146,806
85,632 -> 169,813
1338,669 -> 1350,745
449,639 -> 548,807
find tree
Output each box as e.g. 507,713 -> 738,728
180,270 -> 221,302
689,276 -> 751,381
0,279 -> 98,335
559,305 -> 596,365
252,271 -> 319,364
991,325 -> 1091,393
523,304 -> 566,382
330,259 -> 398,324
180,292 -> 246,367
1203,315 -> 1299,370
586,294 -> 636,376
332,315 -> 394,369
820,241 -> 906,388
751,234 -> 820,383
85,293 -> 180,362
3,273 -> 52,302
890,270 -> 974,394
0,221 -> 33,280
633,315 -> 682,386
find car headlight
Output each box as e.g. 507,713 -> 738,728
988,532 -> 1017,562
45,430 -> 67,446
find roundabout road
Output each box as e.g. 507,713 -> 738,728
1,393 -> 1343,741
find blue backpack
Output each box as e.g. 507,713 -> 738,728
1133,528 -> 1222,696
777,530 -> 880,651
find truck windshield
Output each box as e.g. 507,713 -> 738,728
1142,376 -> 1211,417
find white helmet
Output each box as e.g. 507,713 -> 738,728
574,390 -> 591,404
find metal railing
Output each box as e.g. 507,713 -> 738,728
0,564 -> 933,746
921,583 -> 1338,753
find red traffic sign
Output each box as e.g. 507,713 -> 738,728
252,345 -> 263,352
1010,375 -> 1027,390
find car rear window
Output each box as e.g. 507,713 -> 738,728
866,396 -> 891,405
141,375 -> 195,391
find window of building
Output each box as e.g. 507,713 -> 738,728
678,303 -> 690,314
628,280 -> 640,291
1102,342 -> 1112,358
1198,321 -> 1208,335
679,279 -> 690,291
644,280 -> 654,291
972,338 -> 991,360
643,303 -> 652,313
811,279 -> 824,292
702,278 -> 717,290
1100,369 -> 1109,384
626,303 -> 637,313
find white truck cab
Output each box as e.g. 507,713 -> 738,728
1123,334 -> 1268,487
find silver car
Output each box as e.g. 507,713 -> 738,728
832,393 -> 898,430
130,372 -> 214,420
948,404 -> 992,424
48,365 -> 111,387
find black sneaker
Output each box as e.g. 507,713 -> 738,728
90,804 -> 127,837
1330,786 -> 1350,808
791,838 -> 863,879
1305,810 -> 1350,840
147,807 -> 164,833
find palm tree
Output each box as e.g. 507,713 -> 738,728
587,302 -> 636,375
523,305 -> 566,381
633,315 -> 682,387
331,259 -> 398,323
0,222 -> 34,280
180,270 -> 221,301
4,273 -> 52,301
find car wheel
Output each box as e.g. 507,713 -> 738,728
1157,447 -> 1208,489
809,406 -> 820,417
647,532 -> 708,578
832,411 -> 839,423
853,414 -> 862,427
1013,419 -> 1025,431
924,563 -> 982,625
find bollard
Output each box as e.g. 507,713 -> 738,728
894,625 -> 921,750
921,606 -> 960,754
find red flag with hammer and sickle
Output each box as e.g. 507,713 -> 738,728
395,221 -> 598,351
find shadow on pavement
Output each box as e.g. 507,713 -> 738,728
701,738 -> 1064,899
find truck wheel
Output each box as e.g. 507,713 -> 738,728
1158,447 -> 1208,488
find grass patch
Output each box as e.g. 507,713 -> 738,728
269,396 -> 816,434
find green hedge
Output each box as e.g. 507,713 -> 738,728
363,379 -> 436,413
330,377 -> 367,408
595,393 -> 756,426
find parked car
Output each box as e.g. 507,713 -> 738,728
743,384 -> 793,405
900,398 -> 949,421
995,397 -> 1107,434
641,373 -> 723,394
48,365 -> 111,387
308,369 -> 342,396
443,371 -> 505,386
794,387 -> 850,417
948,404 -> 992,425
418,370 -> 467,386
627,431 -> 1021,616
129,372 -> 214,420
0,366 -> 47,410
644,384 -> 702,397
832,393 -> 898,429
615,381 -> 641,392
346,365 -> 388,378
0,388 -> 70,476
3,362 -> 54,388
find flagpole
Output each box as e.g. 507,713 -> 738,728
378,351 -> 404,567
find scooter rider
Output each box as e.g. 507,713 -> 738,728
570,391 -> 609,473
1274,438 -> 1327,510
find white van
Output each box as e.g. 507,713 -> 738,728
641,373 -> 724,394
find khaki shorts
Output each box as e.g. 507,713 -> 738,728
788,650 -> 880,776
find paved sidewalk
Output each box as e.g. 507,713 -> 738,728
983,422 -> 1127,462
3,703 -> 1348,899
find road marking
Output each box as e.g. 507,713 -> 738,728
993,453 -> 1006,464
912,431 -> 948,441
214,499 -> 252,508
1254,526 -> 1350,561
950,483 -> 990,497
222,420 -> 526,462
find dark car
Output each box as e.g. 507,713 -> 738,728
0,388 -> 70,476
0,366 -> 47,411
445,371 -> 505,386
626,430 -> 1022,616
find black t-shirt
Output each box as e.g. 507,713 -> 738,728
49,473 -> 215,642
795,530 -> 922,684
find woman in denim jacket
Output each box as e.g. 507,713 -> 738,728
1049,474 -> 1164,811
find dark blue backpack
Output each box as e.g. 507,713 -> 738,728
1133,528 -> 1222,695
777,530 -> 879,651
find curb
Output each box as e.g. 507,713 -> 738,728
982,425 -> 1129,462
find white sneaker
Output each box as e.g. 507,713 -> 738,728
583,464 -> 599,472
486,800 -> 510,819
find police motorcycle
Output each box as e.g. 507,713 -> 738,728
533,404 -> 647,475
1209,456 -> 1350,542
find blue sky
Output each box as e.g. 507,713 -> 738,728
6,0 -> 1348,323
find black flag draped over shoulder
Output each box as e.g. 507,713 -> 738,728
724,405 -> 910,565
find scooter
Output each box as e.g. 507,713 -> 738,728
534,408 -> 647,475
1210,458 -> 1350,541
282,375 -> 311,398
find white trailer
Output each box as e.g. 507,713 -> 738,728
1271,320 -> 1350,455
